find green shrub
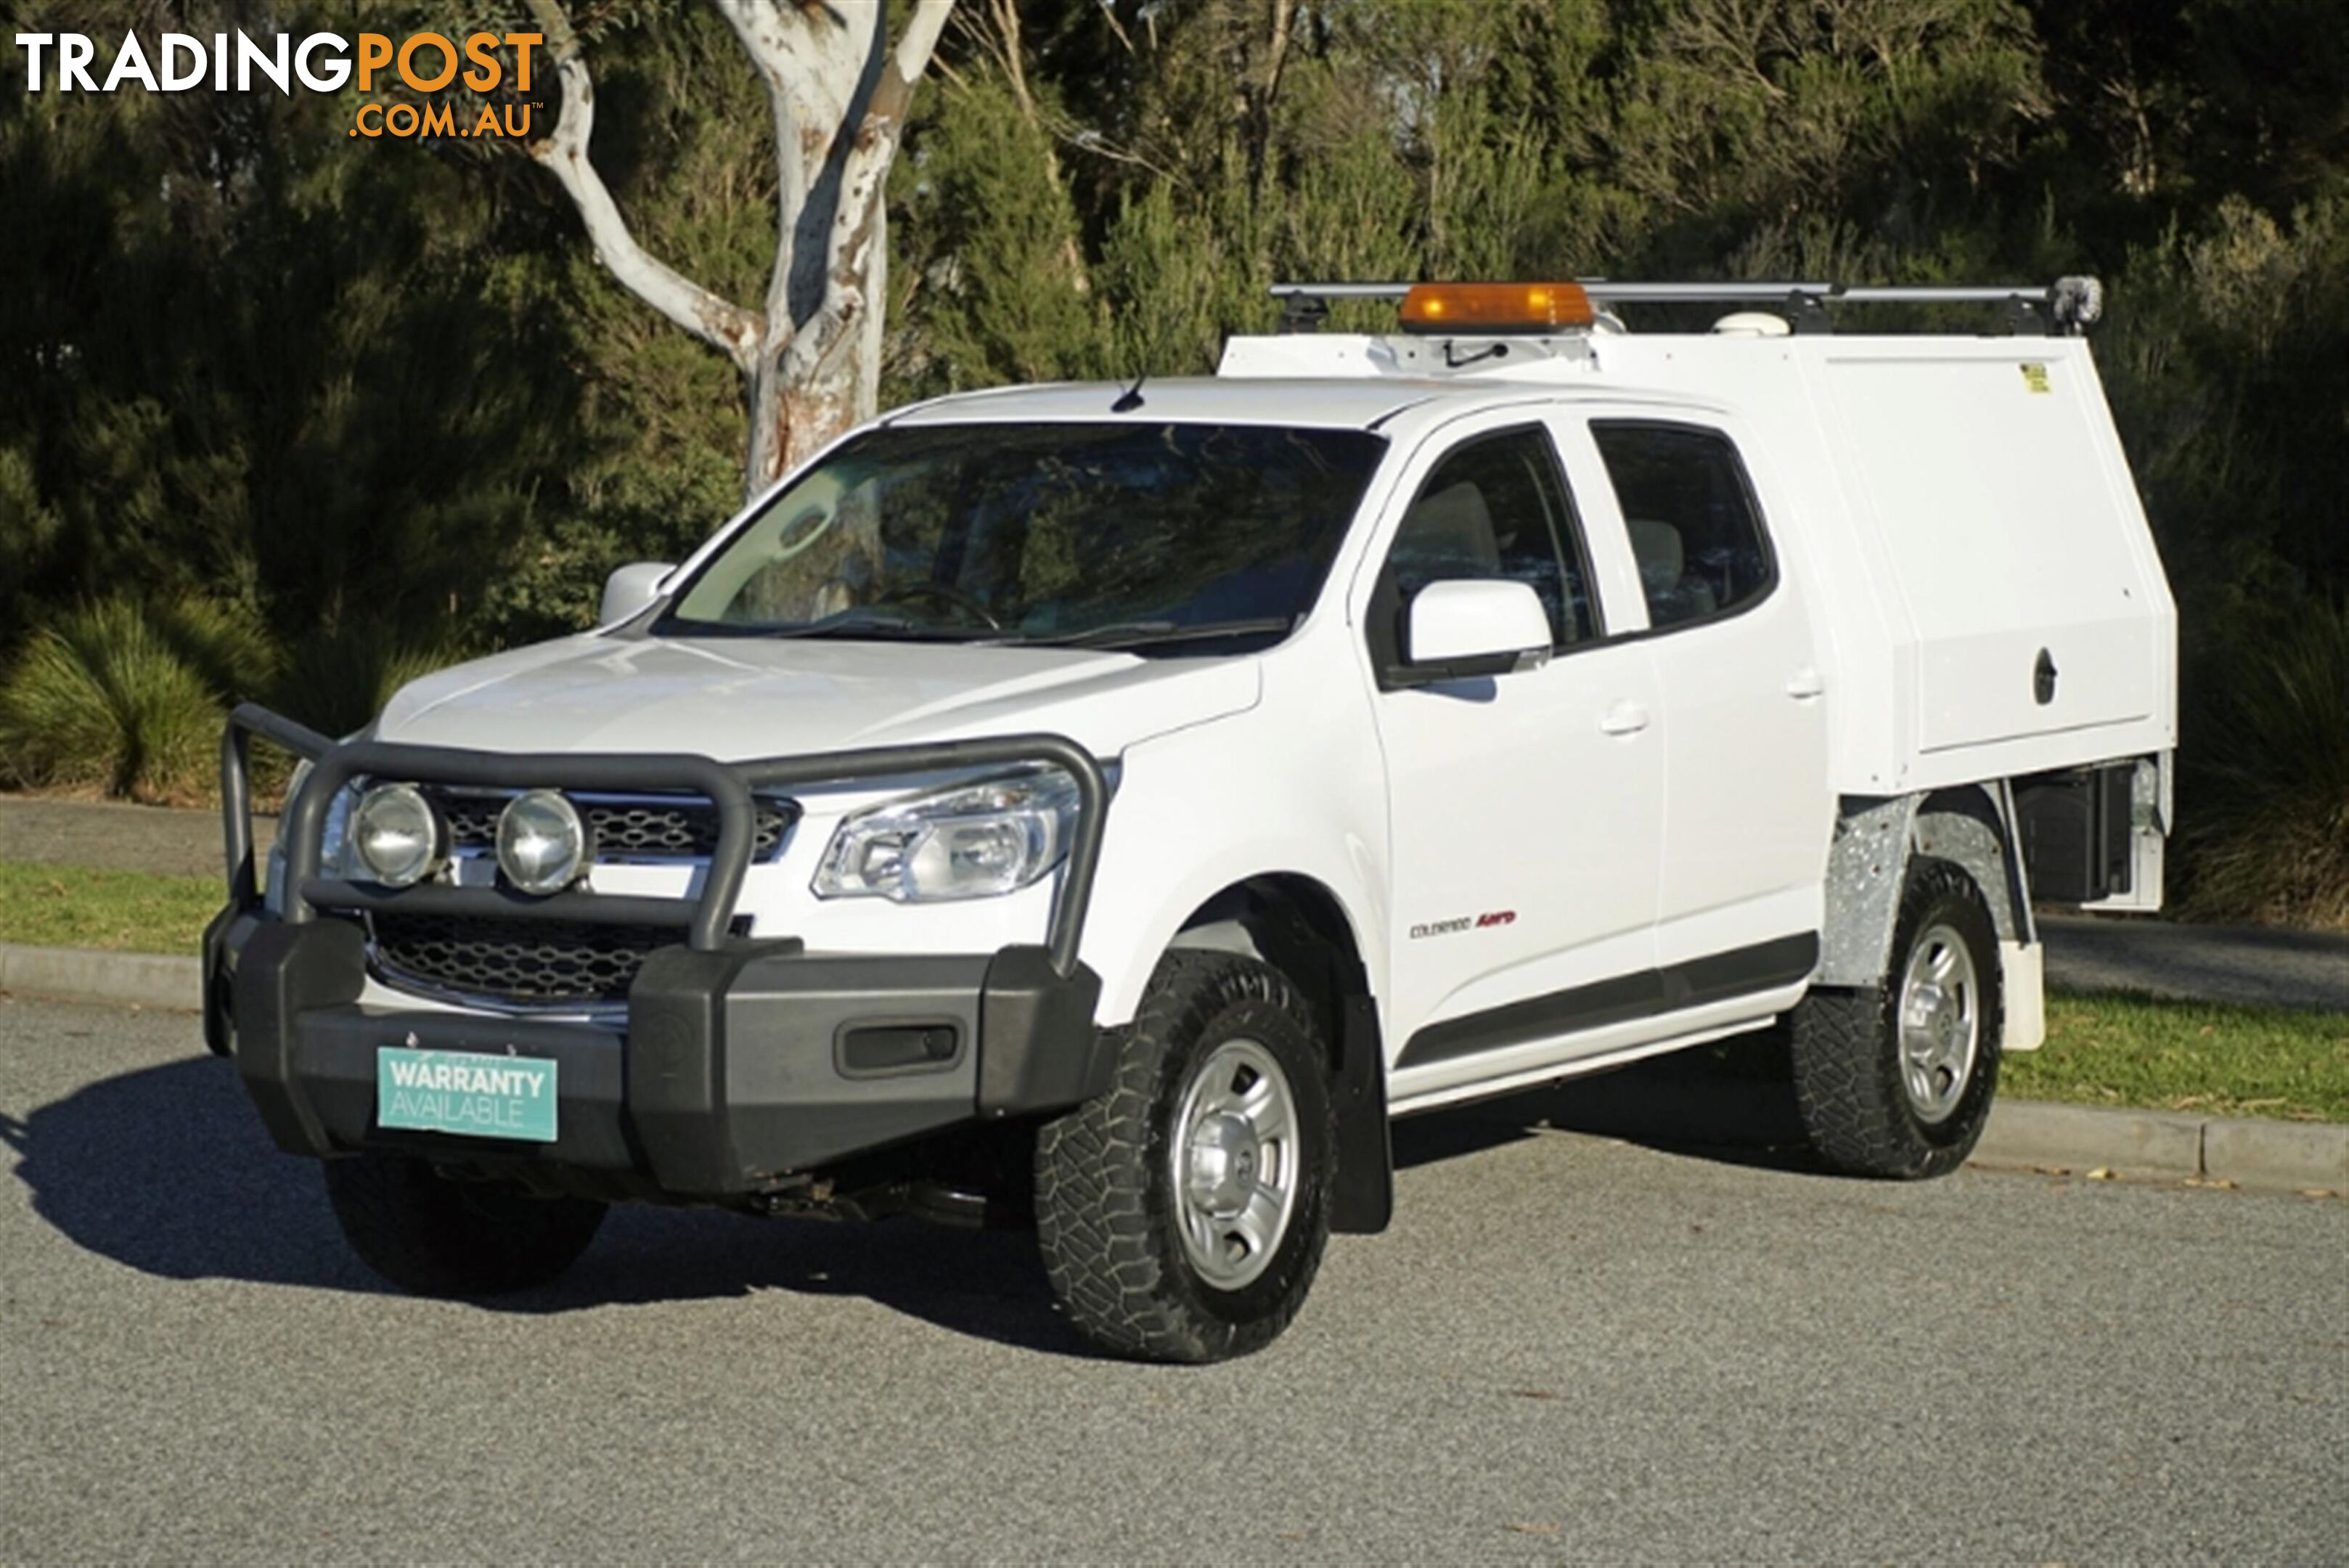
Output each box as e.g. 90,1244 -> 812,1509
2178,600 -> 2349,929
0,599 -> 230,802
0,602 -> 465,804
0,446 -> 62,647
152,595 -> 284,707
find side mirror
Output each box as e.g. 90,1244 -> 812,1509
1399,579 -> 1552,685
600,561 -> 677,626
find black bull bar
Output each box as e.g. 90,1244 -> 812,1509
217,703 -> 1111,978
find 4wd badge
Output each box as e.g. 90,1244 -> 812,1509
1410,910 -> 1516,939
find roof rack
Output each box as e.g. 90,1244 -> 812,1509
1268,277 -> 2104,337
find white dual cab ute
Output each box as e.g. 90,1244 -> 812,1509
208,276 -> 2175,1362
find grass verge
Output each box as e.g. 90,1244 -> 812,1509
0,860 -> 218,956
2010,991 -> 2349,1124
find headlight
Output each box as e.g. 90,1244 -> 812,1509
497,789 -> 592,895
321,784 -> 356,869
814,767 -> 1081,903
350,783 -> 446,888
285,742 -> 367,880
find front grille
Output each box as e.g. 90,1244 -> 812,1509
370,912 -> 681,1007
428,791 -> 796,862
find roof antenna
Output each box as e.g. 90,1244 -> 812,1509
1110,369 -> 1147,413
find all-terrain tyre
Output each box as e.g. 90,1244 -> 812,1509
1034,952 -> 1336,1363
323,1154 -> 607,1296
1791,857 -> 2003,1179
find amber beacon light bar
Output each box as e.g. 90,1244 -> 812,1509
1274,276 -> 2106,336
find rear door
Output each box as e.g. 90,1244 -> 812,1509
1562,416 -> 1831,981
1361,417 -> 1667,1098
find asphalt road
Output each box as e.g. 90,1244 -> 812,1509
2,997 -> 2344,1564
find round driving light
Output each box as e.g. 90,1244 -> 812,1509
351,783 -> 444,889
497,790 -> 592,895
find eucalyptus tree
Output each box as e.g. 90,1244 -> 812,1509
525,0 -> 953,491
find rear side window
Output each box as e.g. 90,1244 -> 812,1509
1370,426 -> 1598,669
1590,422 -> 1773,630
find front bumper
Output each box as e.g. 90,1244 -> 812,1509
223,918 -> 1103,1201
209,706 -> 1111,1203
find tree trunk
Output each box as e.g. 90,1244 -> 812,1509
745,350 -> 860,491
528,0 -> 952,503
743,200 -> 888,492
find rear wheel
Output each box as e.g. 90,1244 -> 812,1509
1034,952 -> 1334,1363
1791,857 -> 2003,1179
323,1154 -> 606,1296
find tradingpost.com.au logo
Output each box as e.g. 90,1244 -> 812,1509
14,30 -> 544,139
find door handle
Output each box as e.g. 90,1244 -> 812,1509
1599,701 -> 1651,736
1786,666 -> 1825,701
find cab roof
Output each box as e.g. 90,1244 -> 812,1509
883,371 -> 1729,444
885,377 -> 1448,433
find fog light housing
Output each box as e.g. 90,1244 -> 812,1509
350,783 -> 445,888
497,789 -> 592,894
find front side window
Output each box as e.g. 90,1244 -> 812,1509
658,422 -> 1386,653
1590,421 -> 1774,630
1368,425 -> 1597,670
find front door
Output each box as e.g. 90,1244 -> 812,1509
1363,420 -> 1665,1101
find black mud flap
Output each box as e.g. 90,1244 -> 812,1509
1330,995 -> 1393,1234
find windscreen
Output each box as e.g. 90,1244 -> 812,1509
658,422 -> 1386,652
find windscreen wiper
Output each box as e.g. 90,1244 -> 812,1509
765,611 -> 988,642
1014,616 -> 1297,650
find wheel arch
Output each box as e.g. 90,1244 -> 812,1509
1085,845 -> 1388,1025
1159,871 -> 1393,1236
1167,874 -> 1370,1032
1913,785 -> 2033,947
1818,784 -> 2033,989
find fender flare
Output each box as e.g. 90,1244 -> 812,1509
1084,858 -> 1394,1236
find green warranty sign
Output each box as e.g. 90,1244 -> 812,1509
377,1048 -> 558,1143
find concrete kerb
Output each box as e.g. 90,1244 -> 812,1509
2,940 -> 2342,1194
2189,1116 -> 2349,1193
1972,1101 -> 2204,1182
0,942 -> 202,1013
1972,1098 -> 2348,1194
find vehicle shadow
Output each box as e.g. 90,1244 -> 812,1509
1392,1029 -> 1824,1176
0,1051 -> 1095,1357
4,1034 -> 1819,1357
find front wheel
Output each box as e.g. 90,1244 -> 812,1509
1034,952 -> 1335,1363
1790,857 -> 2003,1179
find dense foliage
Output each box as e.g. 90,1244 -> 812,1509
1,0 -> 2342,919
